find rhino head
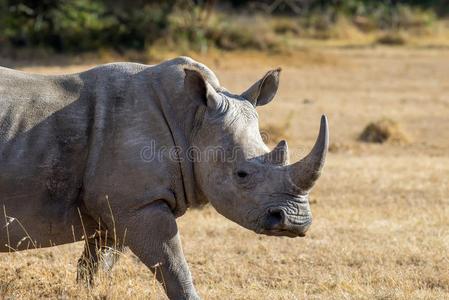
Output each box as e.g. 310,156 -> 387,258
185,67 -> 328,238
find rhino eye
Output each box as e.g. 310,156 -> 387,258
236,170 -> 249,178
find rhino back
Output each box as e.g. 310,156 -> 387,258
0,67 -> 97,248
0,63 -> 182,249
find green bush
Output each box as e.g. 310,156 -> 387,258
0,0 -> 446,53
0,0 -> 174,52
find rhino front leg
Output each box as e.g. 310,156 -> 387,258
77,234 -> 121,285
122,200 -> 200,300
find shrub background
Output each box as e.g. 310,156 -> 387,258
0,0 -> 447,53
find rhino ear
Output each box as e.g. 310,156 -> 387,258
184,68 -> 222,110
241,68 -> 281,107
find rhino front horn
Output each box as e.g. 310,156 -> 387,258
289,115 -> 329,191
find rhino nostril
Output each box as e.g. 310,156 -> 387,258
236,170 -> 248,178
266,209 -> 285,229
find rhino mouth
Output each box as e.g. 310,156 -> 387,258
260,208 -> 311,238
261,228 -> 305,238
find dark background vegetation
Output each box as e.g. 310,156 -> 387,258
0,0 -> 448,53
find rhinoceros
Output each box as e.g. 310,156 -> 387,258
0,57 -> 328,299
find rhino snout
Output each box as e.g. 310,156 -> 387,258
262,207 -> 312,238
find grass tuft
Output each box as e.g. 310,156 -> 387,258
376,32 -> 408,45
359,118 -> 410,144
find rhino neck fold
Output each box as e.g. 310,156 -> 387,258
150,80 -> 200,216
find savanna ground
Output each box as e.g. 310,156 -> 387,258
1,46 -> 448,299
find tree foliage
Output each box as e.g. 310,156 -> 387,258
0,0 -> 446,52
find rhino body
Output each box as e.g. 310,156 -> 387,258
0,57 -> 328,299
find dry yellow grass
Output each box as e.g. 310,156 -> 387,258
1,47 -> 449,299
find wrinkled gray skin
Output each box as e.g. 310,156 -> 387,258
0,57 -> 328,299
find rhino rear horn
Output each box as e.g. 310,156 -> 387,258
289,115 -> 329,191
264,140 -> 289,165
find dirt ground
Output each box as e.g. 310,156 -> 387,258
1,47 -> 448,299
